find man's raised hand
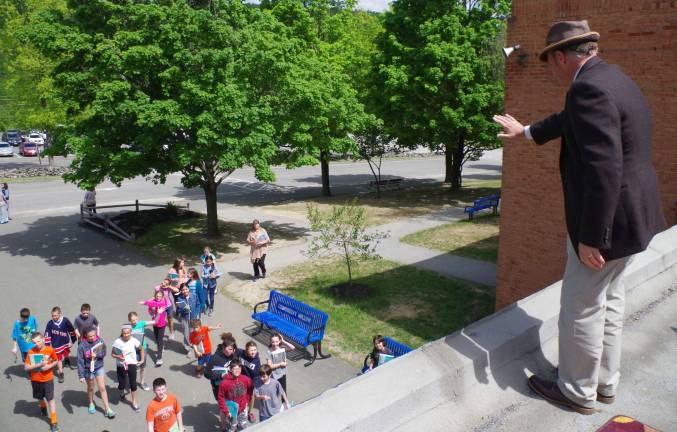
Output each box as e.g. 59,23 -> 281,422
493,114 -> 525,139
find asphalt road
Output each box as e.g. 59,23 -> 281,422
1,149 -> 502,218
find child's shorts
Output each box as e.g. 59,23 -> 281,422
83,367 -> 105,381
55,347 -> 70,361
197,353 -> 212,367
32,380 -> 54,400
136,351 -> 146,369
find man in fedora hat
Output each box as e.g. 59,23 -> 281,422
494,20 -> 666,414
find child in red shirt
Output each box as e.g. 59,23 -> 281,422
188,319 -> 221,377
217,359 -> 255,432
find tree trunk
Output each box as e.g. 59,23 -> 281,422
344,243 -> 352,286
320,150 -> 331,197
203,180 -> 219,237
450,136 -> 464,191
444,142 -> 454,184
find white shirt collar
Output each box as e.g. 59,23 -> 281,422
573,63 -> 584,82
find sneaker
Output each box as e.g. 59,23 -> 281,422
168,333 -> 175,341
207,309 -> 213,317
252,277 -> 258,282
88,404 -> 96,414
57,372 -> 64,384
140,382 -> 150,392
105,408 -> 116,419
133,405 -> 141,413
156,359 -> 163,367
40,405 -> 48,416
119,391 -> 126,400
50,424 -> 60,432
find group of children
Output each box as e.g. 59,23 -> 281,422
11,246 -> 295,432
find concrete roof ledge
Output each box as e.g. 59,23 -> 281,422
253,226 -> 677,432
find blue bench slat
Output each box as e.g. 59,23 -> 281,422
464,194 -> 500,215
384,337 -> 413,357
361,336 -> 413,373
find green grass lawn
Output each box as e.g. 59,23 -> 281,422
259,179 -> 501,226
401,214 -> 500,262
274,258 -> 495,365
131,215 -> 306,265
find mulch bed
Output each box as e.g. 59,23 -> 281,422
110,208 -> 198,237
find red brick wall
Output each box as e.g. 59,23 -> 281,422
496,0 -> 677,309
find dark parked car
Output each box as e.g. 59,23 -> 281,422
3,130 -> 21,146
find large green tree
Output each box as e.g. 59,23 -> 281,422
372,0 -> 509,189
23,0 -> 316,236
0,0 -> 66,132
264,0 -> 372,196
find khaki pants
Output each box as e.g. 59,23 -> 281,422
557,239 -> 633,408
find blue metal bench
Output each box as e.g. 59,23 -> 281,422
464,194 -> 500,219
252,290 -> 331,367
361,336 -> 413,373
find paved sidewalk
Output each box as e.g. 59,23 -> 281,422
375,207 -> 497,286
225,203 -> 497,287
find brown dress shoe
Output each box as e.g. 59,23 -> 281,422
527,375 -> 599,415
596,392 -> 615,404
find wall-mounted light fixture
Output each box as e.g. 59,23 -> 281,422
502,44 -> 521,59
502,44 -> 529,67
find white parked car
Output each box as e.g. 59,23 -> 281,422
0,141 -> 13,157
27,133 -> 45,145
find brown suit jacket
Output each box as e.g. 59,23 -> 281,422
530,57 -> 666,260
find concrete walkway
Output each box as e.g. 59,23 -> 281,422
211,203 -> 497,287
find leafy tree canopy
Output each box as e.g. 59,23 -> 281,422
0,0 -> 67,132
372,0 -> 509,188
22,0 -> 322,235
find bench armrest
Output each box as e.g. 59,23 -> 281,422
253,299 -> 270,314
305,324 -> 327,345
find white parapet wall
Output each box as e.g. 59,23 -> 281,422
252,226 -> 677,432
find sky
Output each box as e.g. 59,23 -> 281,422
357,0 -> 389,12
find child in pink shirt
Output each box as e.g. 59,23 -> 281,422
138,291 -> 170,366
154,278 -> 178,340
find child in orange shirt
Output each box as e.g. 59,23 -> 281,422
24,332 -> 60,432
188,319 -> 221,377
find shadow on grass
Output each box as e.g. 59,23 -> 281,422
448,234 -> 500,263
131,216 -> 310,265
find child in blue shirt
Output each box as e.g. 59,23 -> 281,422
201,256 -> 221,316
11,308 -> 38,362
175,285 -> 201,352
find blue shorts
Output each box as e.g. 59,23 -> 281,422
197,354 -> 212,366
136,351 -> 146,369
165,305 -> 174,317
83,367 -> 105,381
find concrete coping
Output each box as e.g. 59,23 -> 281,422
253,225 -> 677,431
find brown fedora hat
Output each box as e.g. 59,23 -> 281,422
539,20 -> 600,62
